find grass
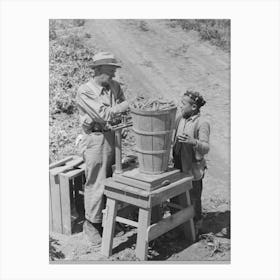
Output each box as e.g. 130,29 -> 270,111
170,19 -> 230,51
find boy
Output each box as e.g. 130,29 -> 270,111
173,90 -> 210,233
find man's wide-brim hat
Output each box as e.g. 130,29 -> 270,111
90,52 -> 121,68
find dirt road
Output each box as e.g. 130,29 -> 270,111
86,19 -> 230,212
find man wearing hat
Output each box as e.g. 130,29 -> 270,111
76,52 -> 129,246
172,90 -> 210,235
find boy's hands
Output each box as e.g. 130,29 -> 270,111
177,134 -> 197,146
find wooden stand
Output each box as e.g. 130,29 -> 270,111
101,169 -> 196,261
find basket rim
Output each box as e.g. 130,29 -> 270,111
130,106 -> 177,116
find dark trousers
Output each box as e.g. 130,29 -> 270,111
170,179 -> 203,221
190,179 -> 203,221
172,149 -> 203,221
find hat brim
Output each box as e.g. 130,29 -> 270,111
90,62 -> 121,68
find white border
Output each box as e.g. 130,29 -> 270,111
1,0 -> 280,279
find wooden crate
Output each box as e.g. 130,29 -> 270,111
49,156 -> 85,235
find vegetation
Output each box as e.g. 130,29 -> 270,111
170,19 -> 230,51
49,19 -> 96,161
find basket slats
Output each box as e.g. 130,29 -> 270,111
131,107 -> 177,174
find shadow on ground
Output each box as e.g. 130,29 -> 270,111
111,210 -> 230,261
201,210 -> 230,238
49,210 -> 230,261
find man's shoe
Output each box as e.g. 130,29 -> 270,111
83,220 -> 102,247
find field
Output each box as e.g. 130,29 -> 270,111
49,19 -> 230,262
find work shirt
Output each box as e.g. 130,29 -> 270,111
76,78 -> 125,133
173,113 -> 210,180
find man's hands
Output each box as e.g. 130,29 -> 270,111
121,128 -> 129,139
114,100 -> 129,114
177,133 -> 197,146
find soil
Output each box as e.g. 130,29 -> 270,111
49,19 -> 230,262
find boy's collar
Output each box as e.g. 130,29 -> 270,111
185,113 -> 200,121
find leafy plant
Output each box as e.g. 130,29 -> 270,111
170,19 -> 230,51
49,19 -> 96,160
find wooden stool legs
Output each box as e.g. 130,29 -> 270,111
101,198 -> 118,257
170,191 -> 196,242
136,208 -> 151,261
101,202 -> 154,260
177,191 -> 196,242
101,184 -> 195,260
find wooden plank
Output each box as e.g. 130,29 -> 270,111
104,178 -> 149,197
101,198 -> 118,257
49,157 -> 84,177
147,205 -> 195,242
185,190 -> 196,242
114,130 -> 122,173
162,134 -> 171,170
59,174 -> 72,235
151,176 -> 192,194
113,171 -> 183,192
113,173 -> 152,191
150,177 -> 193,207
175,192 -> 196,241
49,184 -> 53,231
61,164 -> 85,179
167,202 -> 183,210
104,189 -> 149,209
101,208 -> 107,228
49,173 -> 63,233
136,208 -> 151,261
140,116 -> 153,173
152,113 -> 165,131
113,168 -> 182,191
49,156 -> 75,169
105,184 -> 148,198
152,114 -> 166,174
151,153 -> 162,173
115,216 -> 138,228
143,153 -> 153,174
121,168 -> 180,186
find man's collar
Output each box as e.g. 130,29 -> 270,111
89,78 -> 107,95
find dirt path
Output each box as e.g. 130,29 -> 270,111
86,19 -> 230,210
